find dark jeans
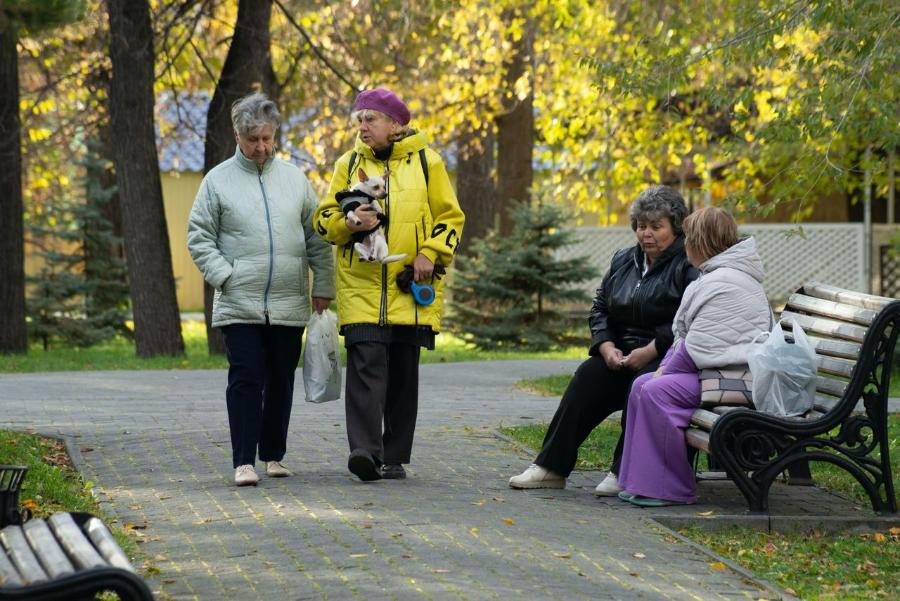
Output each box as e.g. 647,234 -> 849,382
535,354 -> 660,477
221,324 -> 303,468
345,342 -> 420,465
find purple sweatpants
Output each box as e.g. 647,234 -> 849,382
618,342 -> 701,503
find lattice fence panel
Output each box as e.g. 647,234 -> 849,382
556,224 -> 866,302
880,245 -> 900,298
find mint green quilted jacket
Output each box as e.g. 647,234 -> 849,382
187,147 -> 335,328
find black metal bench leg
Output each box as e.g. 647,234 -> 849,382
787,460 -> 814,486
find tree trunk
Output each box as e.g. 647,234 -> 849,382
455,129 -> 495,255
202,0 -> 276,354
0,27 -> 27,353
495,14 -> 534,236
106,0 -> 184,357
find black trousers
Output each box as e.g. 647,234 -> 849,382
345,342 -> 420,465
221,324 -> 304,468
535,354 -> 660,477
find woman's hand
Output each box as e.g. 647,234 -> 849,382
413,254 -> 434,281
312,297 -> 330,314
621,342 -> 659,371
346,206 -> 379,232
599,341 -> 625,371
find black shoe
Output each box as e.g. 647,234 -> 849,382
381,464 -> 406,479
348,449 -> 381,482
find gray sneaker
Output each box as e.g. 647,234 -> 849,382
266,461 -> 291,477
235,464 -> 259,486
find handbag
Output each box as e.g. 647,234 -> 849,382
699,366 -> 754,408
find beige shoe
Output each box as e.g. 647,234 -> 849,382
594,472 -> 623,496
235,464 -> 259,486
266,461 -> 291,478
509,464 -> 565,489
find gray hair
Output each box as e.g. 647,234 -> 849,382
231,93 -> 280,137
629,185 -> 689,235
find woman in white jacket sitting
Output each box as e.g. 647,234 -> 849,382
616,207 -> 771,506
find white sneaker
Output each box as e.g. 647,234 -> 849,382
266,461 -> 291,478
509,464 -> 565,489
594,472 -> 623,496
235,464 -> 259,486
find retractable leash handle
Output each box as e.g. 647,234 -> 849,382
410,281 -> 435,305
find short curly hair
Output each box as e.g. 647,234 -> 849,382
231,92 -> 280,137
629,185 -> 689,235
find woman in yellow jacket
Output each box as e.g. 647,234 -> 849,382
315,89 -> 465,481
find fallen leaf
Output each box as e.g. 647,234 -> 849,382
874,532 -> 887,542
362,524 -> 373,529
22,499 -> 38,511
194,518 -> 211,525
554,552 -> 571,559
694,510 -> 715,516
503,518 -> 515,526
433,569 -> 449,573
154,554 -> 167,561
575,519 -> 587,525
784,588 -> 797,595
470,527 -> 479,534
492,497 -> 505,502
710,562 -> 727,570
633,552 -> 646,559
890,527 -> 900,535
471,499 -> 486,506
254,513 -> 264,519
350,553 -> 367,558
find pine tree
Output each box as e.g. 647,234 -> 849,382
449,201 -> 596,351
26,139 -> 129,350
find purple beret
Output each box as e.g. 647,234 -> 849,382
353,88 -> 411,125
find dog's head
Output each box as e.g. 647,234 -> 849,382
351,167 -> 387,199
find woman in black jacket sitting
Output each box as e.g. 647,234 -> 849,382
509,185 -> 698,495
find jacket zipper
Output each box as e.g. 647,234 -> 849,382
258,168 -> 275,324
377,160 -> 390,325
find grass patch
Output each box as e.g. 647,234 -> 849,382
0,431 -> 139,559
682,526 -> 899,600
0,321 -> 585,373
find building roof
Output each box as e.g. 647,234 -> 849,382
155,91 -> 314,173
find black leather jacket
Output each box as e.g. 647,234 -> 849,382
588,236 -> 698,356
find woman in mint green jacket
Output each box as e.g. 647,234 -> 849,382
188,93 -> 334,486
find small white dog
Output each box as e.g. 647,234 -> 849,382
337,168 -> 406,264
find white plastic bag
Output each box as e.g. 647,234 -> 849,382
302,309 -> 342,403
746,319 -> 817,417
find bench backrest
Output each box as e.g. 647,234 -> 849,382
780,282 -> 899,421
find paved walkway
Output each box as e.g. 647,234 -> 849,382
0,360 -> 864,600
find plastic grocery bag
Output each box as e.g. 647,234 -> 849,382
302,309 -> 342,403
746,319 -> 817,417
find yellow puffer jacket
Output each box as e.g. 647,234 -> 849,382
314,131 -> 464,332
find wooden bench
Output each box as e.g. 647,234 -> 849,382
687,282 -> 899,514
0,512 -> 154,600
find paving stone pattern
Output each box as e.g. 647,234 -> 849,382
1,361 -> 789,600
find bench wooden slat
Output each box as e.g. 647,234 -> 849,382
690,408 -> 720,430
802,281 -> 895,311
84,517 -> 134,573
47,513 -> 105,570
23,520 -> 75,579
812,394 -> 840,413
0,527 -> 48,585
803,335 -> 861,360
780,311 -> 867,343
815,354 -> 856,379
816,376 -> 847,398
685,429 -> 710,452
785,293 -> 878,326
0,544 -> 23,587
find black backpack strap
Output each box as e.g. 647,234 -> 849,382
346,151 -> 358,187
419,148 -> 429,186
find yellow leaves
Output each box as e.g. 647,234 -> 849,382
22,499 -> 39,511
873,532 -> 887,543
502,518 -> 515,526
709,562 -> 727,570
